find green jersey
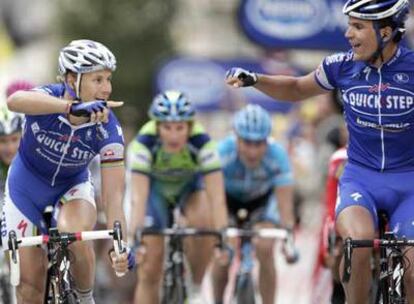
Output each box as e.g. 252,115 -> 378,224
127,121 -> 221,203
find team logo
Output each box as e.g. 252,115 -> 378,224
342,85 -> 414,116
86,129 -> 93,141
393,73 -> 409,84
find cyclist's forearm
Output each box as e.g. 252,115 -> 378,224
275,185 -> 295,228
205,171 -> 228,229
7,91 -> 70,115
128,173 -> 150,240
105,189 -> 127,237
128,196 -> 147,240
254,72 -> 324,102
102,166 -> 127,236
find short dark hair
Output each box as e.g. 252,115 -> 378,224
377,17 -> 405,42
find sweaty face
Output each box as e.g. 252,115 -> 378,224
158,121 -> 191,153
79,69 -> 112,102
0,133 -> 21,165
237,137 -> 267,168
345,17 -> 378,61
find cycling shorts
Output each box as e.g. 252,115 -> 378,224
336,162 -> 414,237
226,190 -> 280,227
143,174 -> 204,229
1,155 -> 95,247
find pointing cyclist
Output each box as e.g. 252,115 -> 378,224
212,104 -> 297,304
4,40 -> 132,304
225,0 -> 414,303
127,90 -> 228,304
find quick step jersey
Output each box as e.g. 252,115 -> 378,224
18,83 -> 124,186
315,47 -> 414,172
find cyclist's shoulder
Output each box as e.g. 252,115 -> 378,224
188,121 -> 213,149
133,120 -> 157,148
32,83 -> 65,97
321,50 -> 354,67
218,135 -> 236,152
387,46 -> 414,69
266,138 -> 289,158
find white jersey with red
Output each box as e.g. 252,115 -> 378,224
312,147 -> 348,303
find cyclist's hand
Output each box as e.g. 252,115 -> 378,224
109,245 -> 136,276
225,67 -> 258,88
214,230 -> 234,266
69,100 -> 123,123
282,228 -> 299,264
214,245 -> 233,266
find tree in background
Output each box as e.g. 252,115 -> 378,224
56,0 -> 176,138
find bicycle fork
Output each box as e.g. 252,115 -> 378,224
233,238 -> 256,304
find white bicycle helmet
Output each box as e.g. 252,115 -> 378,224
0,105 -> 23,136
58,39 -> 116,75
58,40 -> 116,100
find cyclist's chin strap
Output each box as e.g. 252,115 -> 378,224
369,22 -> 403,66
64,73 -> 82,101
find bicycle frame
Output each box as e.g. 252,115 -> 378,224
44,227 -> 78,304
137,227 -> 223,304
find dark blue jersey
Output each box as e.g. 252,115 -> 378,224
18,83 -> 124,186
315,47 -> 414,172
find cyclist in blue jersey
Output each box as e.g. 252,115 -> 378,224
225,0 -> 414,303
127,90 -> 228,304
4,40 -> 132,304
211,105 -> 296,304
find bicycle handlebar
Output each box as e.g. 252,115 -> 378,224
136,227 -> 288,240
342,236 -> 414,283
8,221 -> 124,286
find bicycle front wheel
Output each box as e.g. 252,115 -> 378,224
233,273 -> 255,304
62,292 -> 79,304
161,278 -> 187,304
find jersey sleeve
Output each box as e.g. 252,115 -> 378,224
127,138 -> 152,175
270,143 -> 294,187
314,51 -> 352,91
190,123 -> 222,174
98,111 -> 125,168
198,140 -> 222,174
26,84 -> 66,120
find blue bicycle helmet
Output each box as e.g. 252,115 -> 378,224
148,90 -> 195,122
233,105 -> 272,141
343,0 -> 409,23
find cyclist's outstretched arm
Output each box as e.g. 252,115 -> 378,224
7,90 -> 123,115
227,70 -> 328,102
128,172 -> 150,241
102,165 -> 127,235
7,91 -> 70,114
204,171 -> 228,229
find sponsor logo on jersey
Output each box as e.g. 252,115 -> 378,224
393,73 -> 409,84
342,85 -> 414,116
325,52 -> 353,66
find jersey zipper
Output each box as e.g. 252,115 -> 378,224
51,128 -> 75,186
377,66 -> 386,171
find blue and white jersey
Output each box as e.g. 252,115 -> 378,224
18,83 -> 125,186
218,135 -> 293,203
315,47 -> 414,172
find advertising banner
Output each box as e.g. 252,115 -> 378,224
239,0 -> 349,50
155,57 -> 299,113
